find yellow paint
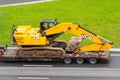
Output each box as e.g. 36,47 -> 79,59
14,23 -> 113,52
14,26 -> 48,45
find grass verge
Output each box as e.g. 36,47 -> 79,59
0,0 -> 120,47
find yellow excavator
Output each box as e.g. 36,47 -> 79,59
0,19 -> 113,64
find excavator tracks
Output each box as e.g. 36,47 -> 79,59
17,47 -> 65,60
2,47 -> 67,61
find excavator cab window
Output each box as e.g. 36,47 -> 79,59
40,19 -> 57,33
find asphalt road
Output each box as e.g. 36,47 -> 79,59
0,0 -> 43,5
0,76 -> 120,80
0,53 -> 120,80
0,0 -> 119,80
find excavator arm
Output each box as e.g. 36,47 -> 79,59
44,23 -> 113,52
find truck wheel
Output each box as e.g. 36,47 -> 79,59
64,57 -> 72,64
76,57 -> 84,64
89,57 -> 97,64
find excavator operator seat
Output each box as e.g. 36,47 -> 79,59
40,19 -> 57,33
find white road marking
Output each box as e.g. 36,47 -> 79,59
0,0 -> 53,7
18,77 -> 49,80
23,65 -> 53,67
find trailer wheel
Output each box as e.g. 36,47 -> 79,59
76,57 -> 84,64
64,57 -> 72,64
89,57 -> 97,64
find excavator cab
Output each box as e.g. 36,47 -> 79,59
40,19 -> 65,41
40,19 -> 57,33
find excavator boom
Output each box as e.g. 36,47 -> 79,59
45,23 -> 113,52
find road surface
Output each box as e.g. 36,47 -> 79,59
0,0 -> 120,79
0,52 -> 120,80
0,76 -> 120,80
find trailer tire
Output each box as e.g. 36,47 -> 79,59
76,57 -> 84,64
64,57 -> 72,64
89,57 -> 97,64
